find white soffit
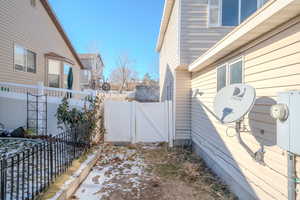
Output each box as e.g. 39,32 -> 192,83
189,0 -> 300,72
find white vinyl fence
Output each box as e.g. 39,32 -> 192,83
104,100 -> 174,146
0,82 -> 94,136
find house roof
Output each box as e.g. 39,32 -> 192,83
156,0 -> 175,52
78,53 -> 104,67
45,52 -> 75,65
40,0 -> 84,69
189,0 -> 300,72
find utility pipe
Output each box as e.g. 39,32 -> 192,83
288,152 -> 296,200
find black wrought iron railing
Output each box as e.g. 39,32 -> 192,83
0,123 -> 91,200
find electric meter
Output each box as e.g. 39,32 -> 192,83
270,104 -> 289,121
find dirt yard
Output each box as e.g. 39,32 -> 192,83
70,143 -> 236,200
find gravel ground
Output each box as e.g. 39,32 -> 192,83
70,143 -> 236,200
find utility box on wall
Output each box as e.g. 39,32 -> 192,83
275,91 -> 300,155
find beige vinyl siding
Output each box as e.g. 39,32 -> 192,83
0,0 -> 81,90
180,0 -> 233,65
175,70 -> 191,140
159,0 -> 179,101
191,17 -> 300,200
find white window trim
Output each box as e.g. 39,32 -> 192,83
216,57 -> 244,91
13,43 -> 37,74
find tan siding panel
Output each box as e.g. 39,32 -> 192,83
175,70 -> 191,140
191,19 -> 300,200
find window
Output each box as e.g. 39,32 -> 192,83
48,59 -> 61,88
14,45 -> 36,73
208,0 -> 269,27
229,60 -> 243,84
241,0 -> 258,22
222,0 -> 239,26
217,58 -> 243,91
217,65 -> 227,91
47,59 -> 74,89
27,50 -> 36,73
208,0 -> 220,26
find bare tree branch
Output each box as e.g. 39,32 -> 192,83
109,54 -> 139,93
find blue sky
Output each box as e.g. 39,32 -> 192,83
49,0 -> 164,80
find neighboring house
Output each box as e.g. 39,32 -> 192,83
157,0 -> 300,199
79,53 -> 104,90
126,85 -> 160,102
0,0 -> 84,90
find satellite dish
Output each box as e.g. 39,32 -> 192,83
102,82 -> 111,92
213,84 -> 256,124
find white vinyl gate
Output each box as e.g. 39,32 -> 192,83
104,101 -> 174,146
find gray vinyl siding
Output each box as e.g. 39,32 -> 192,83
173,0 -> 232,142
180,0 -> 233,65
159,0 -> 233,142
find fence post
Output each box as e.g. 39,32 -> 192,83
168,101 -> 174,148
49,139 -> 54,182
73,126 -> 77,159
0,157 -> 7,200
37,82 -> 44,95
131,101 -> 137,144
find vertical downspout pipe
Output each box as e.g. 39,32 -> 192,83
288,152 -> 296,200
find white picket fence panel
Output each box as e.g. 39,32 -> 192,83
104,100 -> 174,146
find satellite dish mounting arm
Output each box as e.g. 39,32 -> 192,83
235,121 -> 265,164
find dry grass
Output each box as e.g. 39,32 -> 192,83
63,144 -> 236,200
138,144 -> 237,200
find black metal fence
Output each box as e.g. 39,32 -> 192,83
0,123 -> 91,200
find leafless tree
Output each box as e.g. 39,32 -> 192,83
110,54 -> 139,93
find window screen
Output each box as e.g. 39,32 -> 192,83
217,65 -> 227,91
229,60 -> 243,84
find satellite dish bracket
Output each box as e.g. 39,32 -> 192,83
235,120 -> 265,165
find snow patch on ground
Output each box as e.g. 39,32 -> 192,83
48,152 -> 96,200
73,144 -> 148,200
